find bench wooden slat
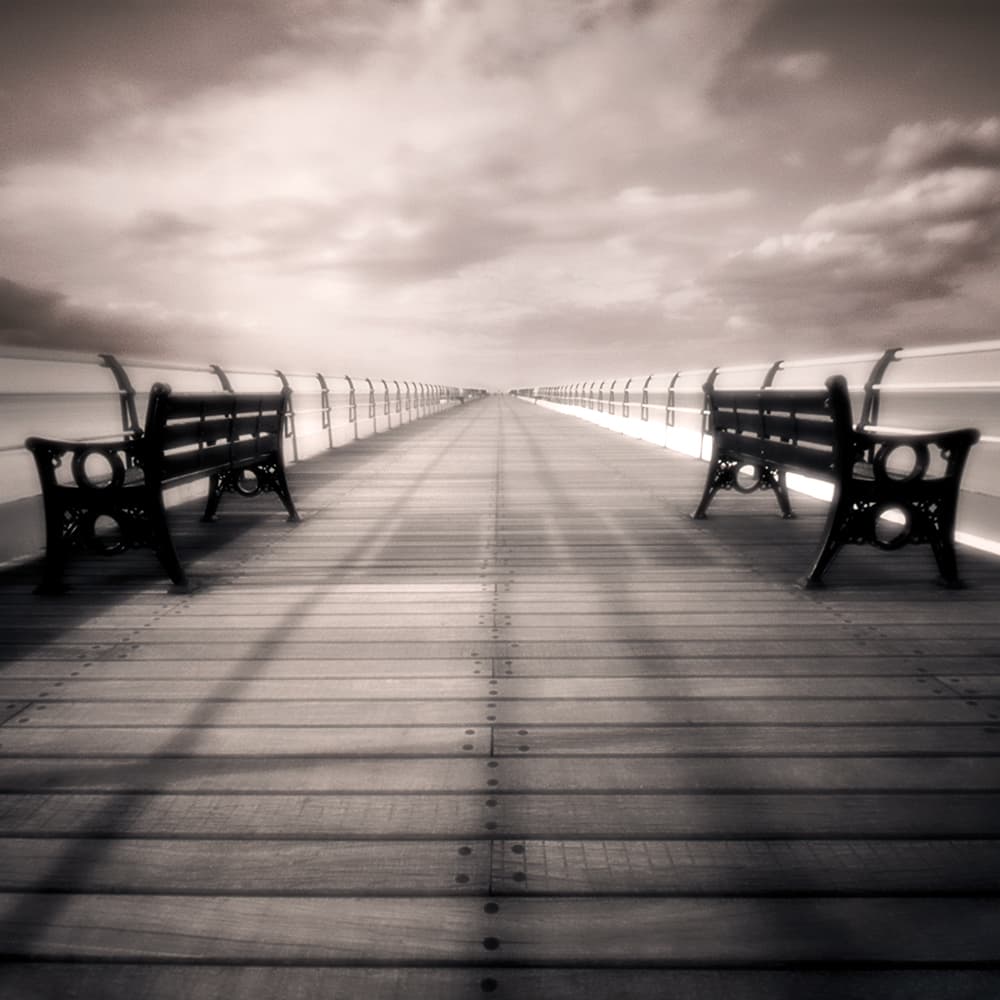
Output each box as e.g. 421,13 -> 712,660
159,413 -> 282,450
714,432 -> 835,477
713,410 -> 836,447
159,435 -> 281,482
710,388 -> 830,414
157,392 -> 284,420
756,437 -> 837,476
760,413 -> 837,446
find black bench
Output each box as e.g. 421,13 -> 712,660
691,374 -> 980,587
26,383 -> 300,593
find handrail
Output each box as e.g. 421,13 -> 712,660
1,348 -> 476,481
515,339 -> 1000,436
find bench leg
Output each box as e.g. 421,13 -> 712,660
149,496 -> 188,588
771,468 -> 795,520
202,474 -> 224,522
802,495 -> 850,588
34,500 -> 75,595
691,457 -> 725,520
271,464 -> 301,522
930,531 -> 963,589
36,537 -> 69,595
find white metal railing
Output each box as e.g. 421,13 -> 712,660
514,339 -> 1000,556
0,348 -> 485,564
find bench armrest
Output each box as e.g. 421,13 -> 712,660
25,435 -> 141,491
851,426 -> 980,483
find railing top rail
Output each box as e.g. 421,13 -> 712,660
535,339 -> 999,394
874,381 -> 1000,391
897,339 -> 1000,360
0,346 -> 102,366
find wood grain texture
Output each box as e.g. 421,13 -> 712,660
2,967 -> 997,1000
1,894 -> 998,963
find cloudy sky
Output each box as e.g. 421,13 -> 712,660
1,0 -> 999,387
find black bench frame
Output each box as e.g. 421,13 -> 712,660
691,374 -> 980,587
26,383 -> 300,593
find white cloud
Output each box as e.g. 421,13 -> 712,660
805,167 -> 1000,233
0,0 -> 769,382
707,118 -> 1000,332
879,117 -> 1000,176
769,50 -> 831,82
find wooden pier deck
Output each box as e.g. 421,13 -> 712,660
1,394 -> 999,998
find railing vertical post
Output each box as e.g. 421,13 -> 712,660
761,360 -> 783,389
365,377 -> 376,429
608,379 -> 616,416
394,380 -> 402,419
209,364 -> 234,392
641,374 -> 652,422
666,371 -> 681,428
381,378 -> 391,427
344,376 -> 357,423
597,380 -> 605,414
700,368 -> 719,436
98,353 -> 141,445
859,347 -> 901,429
317,373 -> 333,449
274,369 -> 298,462
344,375 -> 358,439
623,377 -> 632,418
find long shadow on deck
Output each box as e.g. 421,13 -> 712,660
0,405 -> 489,960
500,400 -> 1000,984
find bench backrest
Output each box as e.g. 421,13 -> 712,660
140,383 -> 290,486
705,374 -> 854,480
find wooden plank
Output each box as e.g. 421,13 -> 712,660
1,894 -> 998,963
503,656 -> 999,677
0,659 -> 488,680
0,675 -> 947,699
0,593 -> 842,613
492,725 -> 1000,755
4,623 -> 889,643
29,610 -> 850,628
2,792 -> 999,838
0,757 -> 493,793
17,697 -> 999,727
3,755 -> 996,793
3,966 -> 994,1000
0,838 -> 489,894
492,838 -> 1000,894
0,727 -> 491,757
9,642 -> 497,660
17,638 -> 971,660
